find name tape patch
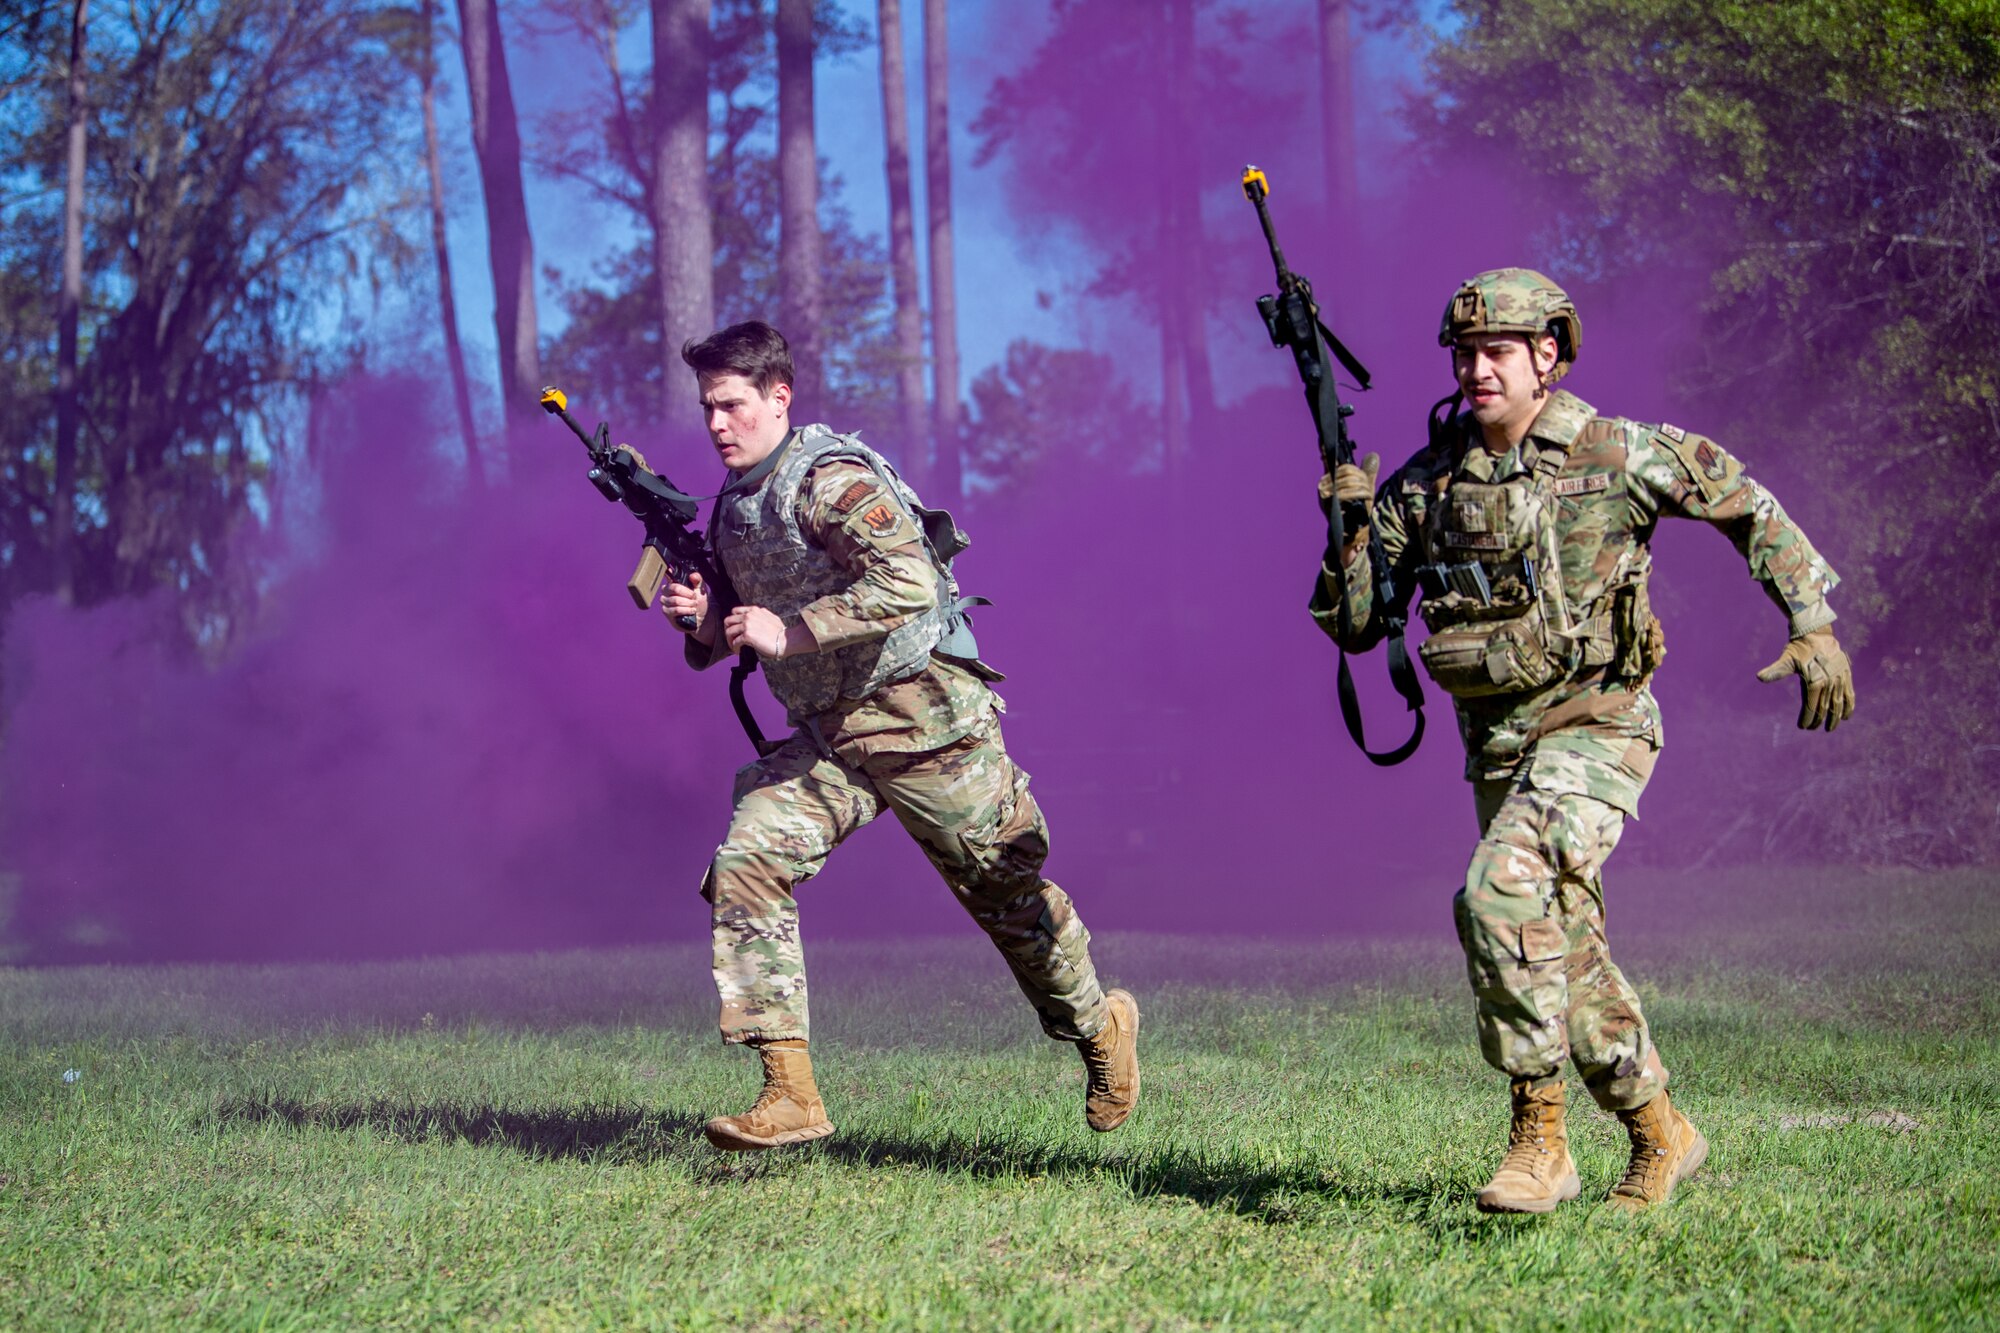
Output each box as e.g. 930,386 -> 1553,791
1553,473 -> 1614,497
1443,532 -> 1508,550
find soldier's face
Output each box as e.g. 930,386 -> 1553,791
699,372 -> 792,471
1452,333 -> 1558,445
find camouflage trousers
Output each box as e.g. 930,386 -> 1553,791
701,712 -> 1108,1046
1455,765 -> 1668,1111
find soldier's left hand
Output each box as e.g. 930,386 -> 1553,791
724,604 -> 793,660
1756,626 -> 1855,731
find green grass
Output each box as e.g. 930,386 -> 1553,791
3,867 -> 1996,1329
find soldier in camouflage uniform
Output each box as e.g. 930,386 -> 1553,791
658,321 -> 1139,1151
1316,270 -> 1854,1213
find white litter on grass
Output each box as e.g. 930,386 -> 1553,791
1776,1110 -> 1919,1132
61,1069 -> 81,1084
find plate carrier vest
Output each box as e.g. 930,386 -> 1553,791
711,425 -> 995,722
1413,398 -> 1661,699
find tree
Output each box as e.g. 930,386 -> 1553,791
1424,0 -> 2000,861
972,1 -> 1293,485
414,0 -> 484,485
1318,0 -> 1357,222
875,0 -> 928,489
653,0 -> 715,388
962,339 -> 1154,495
922,0 -> 959,504
53,0 -> 88,604
0,0 -> 422,643
455,0 -> 539,433
531,0 -> 892,437
776,0 -> 822,408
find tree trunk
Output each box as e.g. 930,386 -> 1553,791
1157,169 -> 1187,501
652,0 -> 714,408
922,0 -> 959,505
1167,0 -> 1213,459
456,0 -> 539,433
54,0 -> 88,605
422,0 -> 484,486
777,0 -> 822,412
1318,0 -> 1357,224
876,0 -> 927,488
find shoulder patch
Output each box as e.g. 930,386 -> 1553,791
859,502 -> 901,538
1692,439 -> 1728,482
1653,428 -> 1742,502
833,479 -> 873,513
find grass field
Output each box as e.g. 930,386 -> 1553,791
3,866 -> 1996,1329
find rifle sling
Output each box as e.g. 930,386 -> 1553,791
728,649 -> 781,759
1310,314 -> 1425,767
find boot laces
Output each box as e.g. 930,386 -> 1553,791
1617,1138 -> 1672,1195
1615,1109 -> 1676,1195
747,1049 -> 805,1116
1082,1035 -> 1116,1097
1081,1016 -> 1124,1096
1499,1109 -> 1555,1174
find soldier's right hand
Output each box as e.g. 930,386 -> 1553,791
661,570 -> 710,637
1318,453 -> 1379,561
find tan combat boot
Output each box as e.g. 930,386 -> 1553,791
1607,1091 -> 1707,1211
1078,988 -> 1140,1132
1476,1077 -> 1582,1213
703,1039 -> 835,1152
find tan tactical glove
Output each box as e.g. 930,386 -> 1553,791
1317,452 -> 1379,563
1756,626 -> 1855,732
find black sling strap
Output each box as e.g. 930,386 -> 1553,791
1310,315 -> 1425,767
1244,166 -> 1423,767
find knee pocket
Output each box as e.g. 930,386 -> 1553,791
1457,887 -> 1566,983
704,846 -> 807,913
947,773 -> 1048,892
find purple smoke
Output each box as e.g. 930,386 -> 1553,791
0,4 -> 1858,963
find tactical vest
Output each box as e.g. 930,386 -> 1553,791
712,424 -> 992,721
1413,397 -> 1662,699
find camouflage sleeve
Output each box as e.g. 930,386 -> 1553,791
1627,424 -> 1840,635
792,460 -> 939,651
1310,464 -> 1415,652
684,619 -> 734,671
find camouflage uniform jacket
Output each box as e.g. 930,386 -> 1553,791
1313,389 -> 1840,809
688,426 -> 994,758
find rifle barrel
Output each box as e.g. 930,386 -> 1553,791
1241,169 -> 1294,290
538,387 -> 601,453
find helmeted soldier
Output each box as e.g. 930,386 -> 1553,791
660,320 -> 1139,1151
1315,269 -> 1854,1212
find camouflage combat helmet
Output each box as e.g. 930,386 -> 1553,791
1438,268 -> 1582,385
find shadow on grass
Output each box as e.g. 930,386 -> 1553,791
215,1095 -> 709,1165
807,1126 -> 1499,1235
214,1094 -> 1504,1234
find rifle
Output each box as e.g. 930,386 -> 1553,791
1240,166 -> 1425,766
538,386 -> 778,757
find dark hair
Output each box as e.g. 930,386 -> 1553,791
680,320 -> 794,395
